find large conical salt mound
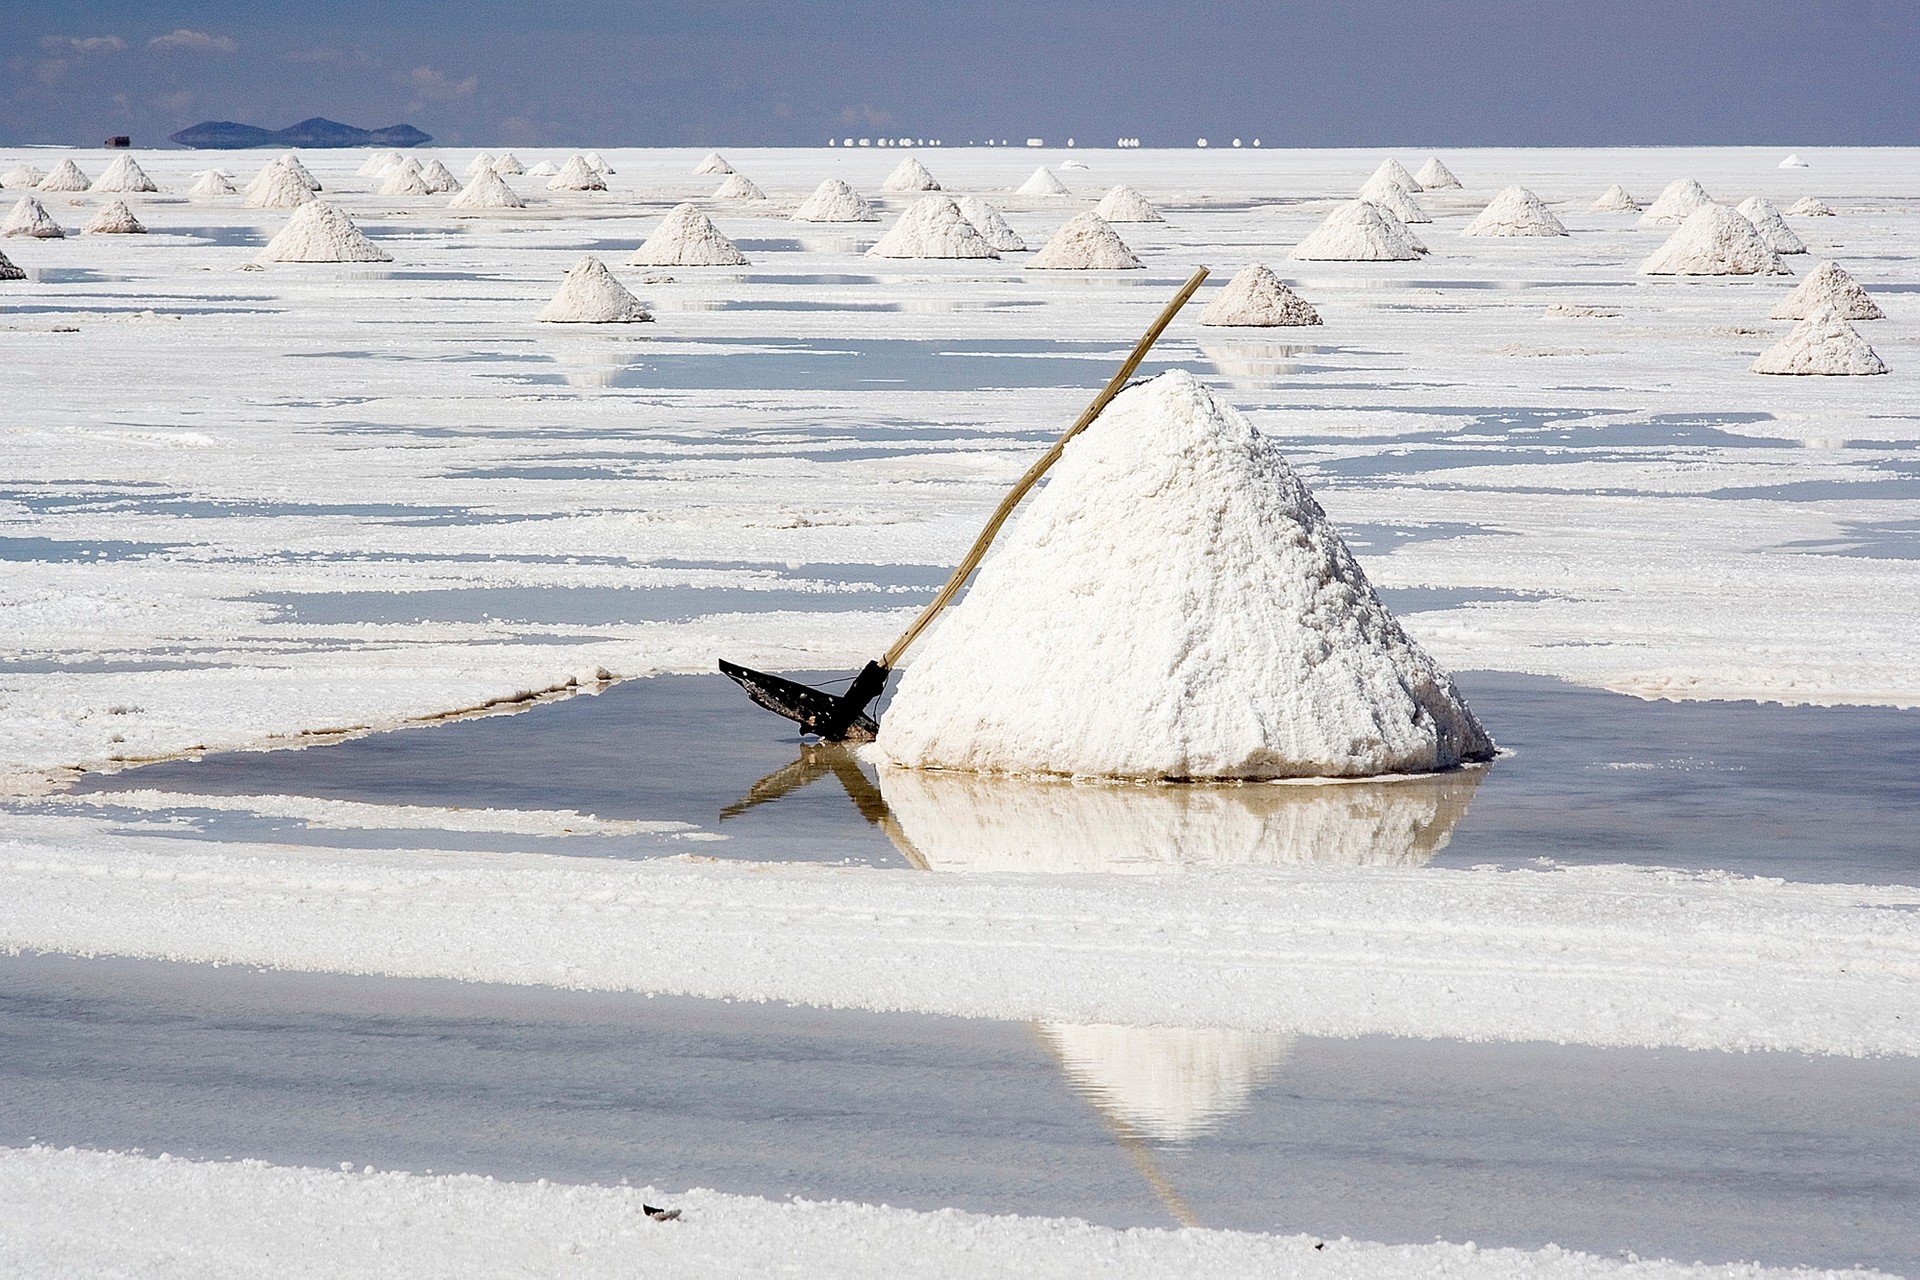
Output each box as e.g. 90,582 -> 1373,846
1638,177 -> 1712,226
1461,185 -> 1566,237
189,170 -> 237,198
377,159 -> 432,196
465,152 -> 496,178
630,203 -> 747,266
1367,157 -> 1422,192
38,159 -> 91,192
3,197 -> 64,239
4,164 -> 46,188
1751,309 -> 1887,376
82,199 -> 144,234
492,152 -> 525,176
91,154 -> 158,193
1094,184 -> 1162,223
537,256 -> 652,323
1289,200 -> 1422,261
417,159 -> 460,194
957,196 -> 1024,251
449,170 -> 526,211
712,172 -> 765,200
1592,184 -> 1638,212
257,201 -> 391,263
792,178 -> 876,222
694,151 -> 733,176
878,370 -> 1493,780
1200,263 -> 1321,327
1787,197 -> 1835,217
1018,166 -> 1069,197
548,156 -> 607,191
278,153 -> 321,191
358,151 -> 401,177
1770,260 -> 1884,321
882,157 -> 940,192
1639,203 -> 1787,276
1028,212 -> 1142,270
1736,196 -> 1807,255
867,195 -> 997,259
0,246 -> 24,280
1414,157 -> 1462,190
1358,173 -> 1430,223
244,162 -> 315,210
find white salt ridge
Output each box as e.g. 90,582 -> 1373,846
1638,177 -> 1712,226
1290,200 -> 1423,261
81,200 -> 144,235
2,197 -> 63,239
791,178 -> 876,222
243,162 -> 314,210
537,255 -> 653,324
712,172 -> 766,200
3,164 -> 46,188
278,153 -> 321,191
1414,156 -> 1462,189
1028,212 -> 1141,270
956,195 -> 1024,251
548,156 -> 607,191
256,201 -> 391,264
377,159 -> 432,196
694,151 -> 733,175
1357,174 -> 1430,223
417,159 -> 460,194
882,156 -> 940,191
526,160 -> 558,177
37,159 -> 90,192
464,151 -> 495,177
631,203 -> 747,266
1367,157 -> 1422,192
1199,262 -> 1322,327
1786,197 -> 1835,217
1093,184 -> 1162,222
867,195 -> 998,259
879,370 -> 1491,780
1639,203 -> 1788,276
1018,165 -> 1070,196
1461,185 -> 1567,237
1592,183 -> 1639,212
1770,260 -> 1884,321
448,170 -> 525,211
1751,309 -> 1887,376
187,170 -> 236,198
90,154 -> 157,194
1737,196 -> 1807,254
0,246 -> 24,280
491,152 -> 525,175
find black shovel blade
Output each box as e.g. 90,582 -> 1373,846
719,659 -> 883,743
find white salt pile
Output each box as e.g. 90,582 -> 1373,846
877,369 -> 1493,780
957,195 -> 1024,251
1199,263 -> 1321,327
1770,260 -> 1884,321
0,246 -> 24,280
1414,157 -> 1462,189
1736,196 -> 1807,255
91,154 -> 158,193
38,159 -> 91,192
1787,197 -> 1835,217
882,157 -> 941,191
585,151 -> 613,174
1461,185 -> 1567,237
712,172 -> 766,200
694,151 -> 733,175
527,160 -> 559,177
377,159 -> 432,196
1357,173 -> 1429,223
278,153 -> 321,191
1367,157 -> 1422,192
1289,200 -> 1423,261
1093,184 -> 1162,222
1752,308 -> 1887,376
358,151 -> 401,177
1028,212 -> 1142,270
188,170 -> 237,198
464,152 -> 496,178
81,199 -> 144,234
3,197 -> 64,239
3,164 -> 45,188
1779,154 -> 1809,168
537,256 -> 652,323
492,152 -> 526,175
791,178 -> 876,222
256,201 -> 391,263
1637,177 -> 1712,226
417,159 -> 460,194
630,203 -> 748,266
1639,203 -> 1787,276
548,156 -> 607,191
448,170 -> 526,211
1017,166 -> 1069,196
1592,183 -> 1638,212
867,195 -> 998,259
244,162 -> 315,210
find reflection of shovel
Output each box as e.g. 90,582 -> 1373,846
720,266 -> 1211,743
720,744 -> 929,869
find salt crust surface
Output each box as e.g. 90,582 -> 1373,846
791,178 -> 875,222
257,202 -> 391,263
869,195 -> 998,259
1414,156 -> 1461,189
1198,262 -> 1321,326
957,196 -> 1024,250
1018,166 -> 1069,196
1638,178 -> 1712,226
448,169 -> 524,210
1093,183 -> 1162,222
1026,212 -> 1141,270
82,199 -> 144,235
631,203 -> 747,266
2,196 -> 63,238
37,158 -> 90,191
1462,186 -> 1567,237
92,154 -> 158,194
64,789 -> 688,837
1592,183 -> 1638,211
537,256 -> 652,323
1640,204 -> 1788,276
1290,199 -> 1420,260
1751,312 -> 1887,376
1770,260 -> 1884,320
1737,197 -> 1808,255
882,156 -> 940,191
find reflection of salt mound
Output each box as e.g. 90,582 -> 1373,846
1786,197 -> 1835,217
1592,184 -> 1638,212
631,203 -> 748,266
694,151 -> 733,175
868,195 -> 997,259
538,255 -> 652,323
1639,203 -> 1787,276
278,153 -> 321,190
1736,197 -> 1807,255
1461,185 -> 1566,237
792,178 -> 875,222
957,196 -> 1024,251
1752,310 -> 1887,376
82,199 -> 144,234
492,152 -> 525,176
0,246 -> 24,280
1094,184 -> 1161,222
1637,177 -> 1712,226
39,159 -> 91,192
1779,154 -> 1809,169
1414,157 -> 1461,189
1770,260 -> 1883,321
1029,212 -> 1141,269
189,170 -> 236,198
92,154 -> 158,193
465,152 -> 496,177
417,159 -> 460,194
548,156 -> 607,191
1039,1024 -> 1294,1143
245,162 -> 315,210
1290,200 -> 1423,261
883,157 -> 940,191
1018,166 -> 1069,196
1201,340 -> 1316,381
449,170 -> 525,210
1358,174 -> 1429,223
378,159 -> 431,196
1200,262 -> 1321,327
878,371 -> 1493,780
713,172 -> 765,200
1368,157 -> 1422,191
3,197 -> 63,239
257,202 -> 391,263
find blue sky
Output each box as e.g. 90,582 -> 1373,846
7,1 -> 1917,147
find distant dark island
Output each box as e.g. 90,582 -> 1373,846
169,117 -> 432,150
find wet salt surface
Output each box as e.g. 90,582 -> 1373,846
2,952 -> 1914,1271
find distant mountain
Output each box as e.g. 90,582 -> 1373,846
169,117 -> 432,150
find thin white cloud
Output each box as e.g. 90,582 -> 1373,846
149,29 -> 237,54
402,66 -> 478,102
39,35 -> 127,54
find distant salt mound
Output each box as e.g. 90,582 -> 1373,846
278,153 -> 322,191
91,154 -> 158,194
1638,178 -> 1712,226
1461,185 -> 1566,237
464,152 -> 496,178
245,162 -> 315,210
1415,157 -> 1462,189
448,170 -> 526,211
713,172 -> 766,200
1786,197 -> 1835,217
1779,154 -> 1810,169
1357,174 -> 1430,223
585,152 -> 613,174
1029,212 -> 1141,270
537,256 -> 652,323
548,156 -> 607,192
378,159 -> 432,196
1094,184 -> 1162,223
1199,263 -> 1321,327
792,178 -> 876,223
694,151 -> 733,176
1736,196 -> 1807,255
82,199 -> 145,235
1290,200 -> 1423,261
0,246 -> 24,280
631,203 -> 748,266
189,170 -> 237,198
1018,166 -> 1069,197
1367,157 -> 1422,192
957,196 -> 1024,251
1752,309 -> 1887,376
257,201 -> 391,263
358,151 -> 401,178
527,161 -> 559,177
38,159 -> 91,193
410,159 -> 455,194
1770,261 -> 1884,321
868,195 -> 998,259
882,157 -> 941,192
492,152 -> 526,176
1639,203 -> 1787,276
2,197 -> 63,239
3,164 -> 45,188
1592,183 -> 1638,212
877,370 -> 1493,780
